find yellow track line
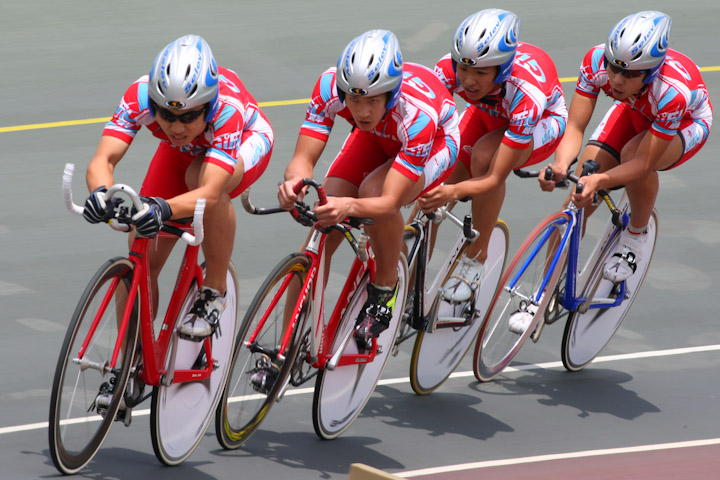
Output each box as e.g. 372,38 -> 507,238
3,66 -> 718,134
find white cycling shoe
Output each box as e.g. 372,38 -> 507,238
178,286 -> 226,341
441,255 -> 485,304
603,228 -> 648,283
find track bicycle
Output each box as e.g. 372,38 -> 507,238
216,178 -> 409,446
473,160 -> 658,381
397,202 -> 508,395
49,163 -> 239,474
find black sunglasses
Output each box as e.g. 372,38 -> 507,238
607,63 -> 648,79
151,100 -> 208,124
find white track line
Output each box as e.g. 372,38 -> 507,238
6,343 -> 718,436
397,438 -> 720,477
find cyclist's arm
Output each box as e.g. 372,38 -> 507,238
86,136 -> 131,191
554,93 -> 597,171
316,168 -> 415,224
279,134 -> 327,209
425,142 -> 526,208
165,162 -> 232,219
574,132 -> 673,207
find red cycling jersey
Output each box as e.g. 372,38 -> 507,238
576,45 -> 713,142
299,62 -> 460,184
103,66 -> 274,175
434,42 -> 568,151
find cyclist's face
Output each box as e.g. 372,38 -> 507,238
153,104 -> 208,146
345,93 -> 388,131
457,64 -> 499,101
606,66 -> 647,100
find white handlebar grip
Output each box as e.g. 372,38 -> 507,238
62,163 -> 84,216
240,188 -> 256,214
182,198 -> 206,246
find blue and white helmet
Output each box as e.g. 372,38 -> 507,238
148,35 -> 219,121
605,11 -> 672,84
451,9 -> 519,83
336,30 -> 403,110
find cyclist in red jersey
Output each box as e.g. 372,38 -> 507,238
278,29 -> 460,345
83,35 -> 274,340
419,9 -> 568,303
539,11 -> 712,282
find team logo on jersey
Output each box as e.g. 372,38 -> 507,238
166,100 -> 186,109
350,87 -> 368,95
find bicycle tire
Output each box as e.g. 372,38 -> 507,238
215,253 -> 311,449
48,257 -> 139,475
474,212 -> 571,382
561,210 -> 658,371
151,262 -> 240,465
312,254 -> 409,440
410,220 -> 509,395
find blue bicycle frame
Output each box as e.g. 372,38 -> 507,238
507,200 -> 631,314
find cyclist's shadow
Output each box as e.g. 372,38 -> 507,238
40,447 -> 217,480
216,430 -> 404,479
471,367 -> 660,420
362,384 -> 513,441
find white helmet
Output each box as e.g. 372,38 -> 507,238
605,11 -> 672,84
451,9 -> 519,83
148,35 -> 219,120
336,30 -> 403,110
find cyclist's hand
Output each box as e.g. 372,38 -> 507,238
132,197 -> 173,238
314,196 -> 351,227
538,163 -> 566,192
83,186 -> 114,224
278,179 -> 302,210
418,184 -> 454,213
571,174 -> 600,208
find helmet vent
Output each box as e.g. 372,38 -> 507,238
368,54 -> 375,67
633,33 -> 642,44
480,46 -> 490,57
189,84 -> 198,97
157,82 -> 165,95
370,73 -> 380,86
479,28 -> 487,39
185,65 -> 192,79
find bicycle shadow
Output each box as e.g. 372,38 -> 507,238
470,367 -> 660,420
213,430 -> 404,479
360,384 -> 513,441
38,446 -> 217,480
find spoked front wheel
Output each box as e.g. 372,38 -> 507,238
48,257 -> 139,475
410,221 -> 509,395
216,253 -> 310,449
312,255 -> 409,440
474,212 -> 570,382
561,210 -> 658,371
151,262 -> 240,465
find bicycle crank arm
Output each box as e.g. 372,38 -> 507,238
326,328 -> 356,371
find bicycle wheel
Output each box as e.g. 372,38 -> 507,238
49,257 -> 139,475
151,262 -> 240,465
410,220 -> 509,395
216,253 -> 310,449
561,210 -> 658,371
474,212 -> 571,382
312,255 -> 409,440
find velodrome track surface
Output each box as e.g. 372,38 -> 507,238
1,1 -> 719,478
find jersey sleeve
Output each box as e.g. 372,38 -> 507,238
298,68 -> 344,142
237,106 -> 274,168
575,46 -> 607,98
433,54 -> 458,94
649,86 -> 688,140
102,76 -> 152,144
392,110 -> 436,181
